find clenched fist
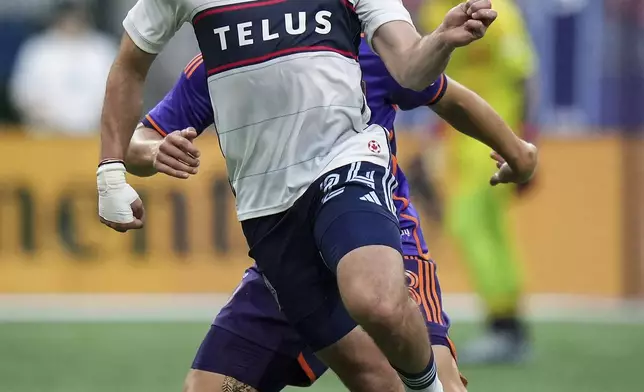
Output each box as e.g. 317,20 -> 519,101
490,141 -> 538,186
438,0 -> 497,48
97,160 -> 145,233
152,128 -> 201,179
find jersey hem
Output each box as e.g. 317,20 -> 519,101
235,154 -> 390,222
236,189 -> 306,222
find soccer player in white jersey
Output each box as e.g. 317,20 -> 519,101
97,1 -> 534,391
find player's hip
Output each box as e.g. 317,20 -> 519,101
234,126 -> 392,221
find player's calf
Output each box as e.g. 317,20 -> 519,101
317,327 -> 404,392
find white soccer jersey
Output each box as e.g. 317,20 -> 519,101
124,0 -> 414,221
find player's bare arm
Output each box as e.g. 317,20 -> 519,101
97,34 -> 156,233
372,0 -> 497,91
431,77 -> 537,186
101,34 -> 155,161
126,126 -> 200,179
125,126 -> 163,177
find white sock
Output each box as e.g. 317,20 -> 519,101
403,377 -> 443,392
397,359 -> 443,392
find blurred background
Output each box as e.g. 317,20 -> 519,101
0,0 -> 643,391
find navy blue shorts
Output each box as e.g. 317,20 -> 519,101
241,161 -> 402,351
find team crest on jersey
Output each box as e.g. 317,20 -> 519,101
367,140 -> 381,154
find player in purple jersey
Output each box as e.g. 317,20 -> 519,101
125,38 -> 535,392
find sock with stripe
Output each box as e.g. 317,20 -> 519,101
396,356 -> 443,392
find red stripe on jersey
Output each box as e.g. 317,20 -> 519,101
193,0 -> 288,24
342,0 -> 356,12
207,46 -> 357,75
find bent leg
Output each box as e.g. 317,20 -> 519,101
315,163 -> 439,390
336,245 -> 433,373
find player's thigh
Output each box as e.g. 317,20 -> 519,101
241,200 -> 357,352
316,326 -> 403,392
240,162 -> 402,352
314,162 -> 406,319
336,245 -> 409,323
184,370 -> 256,392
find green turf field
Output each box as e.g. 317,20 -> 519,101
0,322 -> 642,392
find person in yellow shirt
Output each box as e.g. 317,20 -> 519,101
419,0 -> 537,364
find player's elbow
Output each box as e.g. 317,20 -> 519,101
394,62 -> 442,92
124,151 -> 156,177
125,161 -> 156,177
394,70 -> 427,92
125,129 -> 161,177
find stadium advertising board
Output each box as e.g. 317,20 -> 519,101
0,134 -> 627,296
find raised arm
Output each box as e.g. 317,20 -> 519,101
431,78 -> 537,185
365,0 -> 497,91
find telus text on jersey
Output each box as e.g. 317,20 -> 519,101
212,11 -> 332,50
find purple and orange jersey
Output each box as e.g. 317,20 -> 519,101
142,38 -> 448,259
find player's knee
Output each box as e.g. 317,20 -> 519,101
337,246 -> 409,326
342,284 -> 409,329
317,328 -> 404,392
360,294 -> 406,328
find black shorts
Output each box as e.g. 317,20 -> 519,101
241,161 -> 402,351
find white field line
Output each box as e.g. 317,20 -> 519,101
0,293 -> 643,324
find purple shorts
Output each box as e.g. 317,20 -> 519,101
192,259 -> 454,390
192,326 -> 324,392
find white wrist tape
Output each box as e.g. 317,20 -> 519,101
97,162 -> 140,224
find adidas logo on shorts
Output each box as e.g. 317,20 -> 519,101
359,191 -> 381,206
